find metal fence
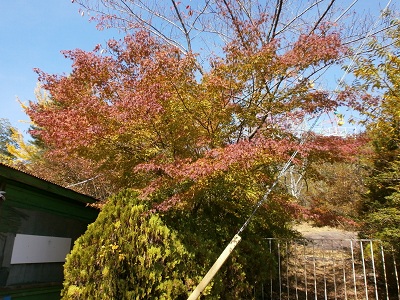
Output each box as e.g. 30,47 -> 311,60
254,238 -> 400,300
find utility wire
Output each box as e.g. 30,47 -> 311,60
188,1 -> 394,298
238,0 -> 393,236
66,175 -> 101,188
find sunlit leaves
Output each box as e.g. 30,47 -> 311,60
26,18 -> 358,210
348,25 -> 400,257
0,118 -> 18,161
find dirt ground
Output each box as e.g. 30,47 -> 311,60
294,223 -> 358,240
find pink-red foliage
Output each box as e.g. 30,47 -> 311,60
26,29 -> 362,214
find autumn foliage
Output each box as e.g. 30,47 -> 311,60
25,24 -> 364,212
17,1 -> 386,297
353,26 -> 400,250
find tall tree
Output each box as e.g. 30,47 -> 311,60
26,1 -> 395,203
22,1 -> 393,296
26,28 -> 362,208
349,24 -> 400,245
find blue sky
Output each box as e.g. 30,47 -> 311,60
0,1 -> 121,135
0,1 -> 395,136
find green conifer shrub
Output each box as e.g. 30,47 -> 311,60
61,189 -> 196,299
62,183 -> 296,299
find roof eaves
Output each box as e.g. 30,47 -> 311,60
0,162 -> 97,204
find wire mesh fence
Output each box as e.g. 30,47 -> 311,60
254,238 -> 400,300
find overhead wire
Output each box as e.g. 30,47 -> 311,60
237,0 -> 393,236
188,0 -> 395,298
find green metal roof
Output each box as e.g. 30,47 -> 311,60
0,163 -> 97,205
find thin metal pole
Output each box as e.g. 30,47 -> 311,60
269,239 -> 273,299
350,240 -> 358,300
369,240 -> 379,300
342,241 -> 348,300
285,240 -> 290,300
313,242 -> 317,300
322,240 -> 327,300
392,247 -> 400,300
360,240 -> 369,300
304,241 -> 308,300
331,240 -> 337,300
380,243 -> 389,300
278,241 -> 282,300
294,241 -> 299,300
286,241 -> 290,300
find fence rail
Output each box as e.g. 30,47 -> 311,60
254,238 -> 400,300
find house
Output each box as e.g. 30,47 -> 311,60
0,163 -> 99,299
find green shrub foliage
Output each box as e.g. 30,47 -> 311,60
63,183 -> 296,299
159,174 -> 297,298
61,189 -> 195,299
354,25 -> 400,258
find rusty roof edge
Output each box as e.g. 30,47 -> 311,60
0,162 -> 98,204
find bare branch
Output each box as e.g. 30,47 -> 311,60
267,0 -> 283,41
273,0 -> 323,36
310,0 -> 336,34
171,0 -> 192,52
